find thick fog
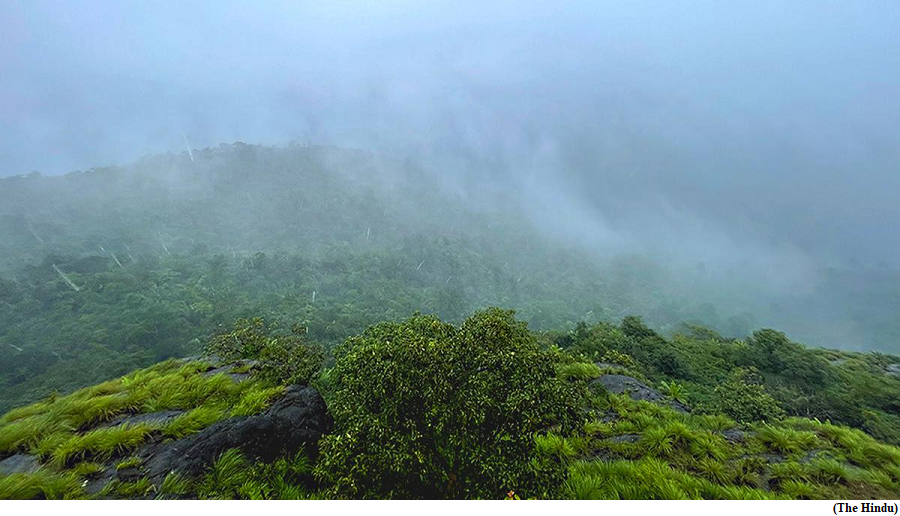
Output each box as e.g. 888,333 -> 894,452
2,2 -> 899,348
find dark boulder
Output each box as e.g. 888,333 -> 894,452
591,374 -> 690,413
144,385 -> 330,481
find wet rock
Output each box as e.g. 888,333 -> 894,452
799,449 -> 825,464
591,374 -> 690,413
85,461 -> 146,495
203,365 -> 235,377
605,433 -> 640,444
720,428 -> 747,443
0,454 -> 40,475
103,410 -> 184,428
181,354 -> 224,367
143,385 -> 330,481
85,468 -> 116,495
115,466 -> 143,482
599,411 -> 619,423
758,453 -> 785,465
202,359 -> 258,381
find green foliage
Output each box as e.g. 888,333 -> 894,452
162,406 -> 227,439
49,423 -> 154,467
230,385 -> 284,417
753,425 -> 818,456
257,333 -> 325,386
557,362 -> 602,381
207,319 -> 324,385
659,380 -> 686,403
706,369 -> 786,424
600,350 -> 638,370
157,472 -> 193,498
2,294 -> 900,501
206,318 -> 271,361
534,433 -> 578,460
316,309 -> 584,499
0,470 -> 84,500
110,477 -> 154,498
115,456 -> 142,471
191,448 -> 318,500
564,458 -> 779,500
70,461 -> 105,478
198,448 -> 250,499
234,451 -> 316,500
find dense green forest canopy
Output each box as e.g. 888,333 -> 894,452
0,143 -> 898,414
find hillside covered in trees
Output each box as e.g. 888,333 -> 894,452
1,144 -> 899,499
1,144 -> 898,413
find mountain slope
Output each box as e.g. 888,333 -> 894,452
1,309 -> 898,499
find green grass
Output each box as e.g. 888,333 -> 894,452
3,348 -> 900,500
112,477 -> 154,498
198,448 -> 250,499
163,406 -> 227,439
231,384 -> 284,417
535,433 -> 579,459
0,470 -> 84,500
753,424 -> 818,456
70,461 -> 105,478
558,362 -> 603,381
570,389 -> 900,499
115,456 -> 143,471
157,472 -> 193,498
0,359 -> 267,470
49,423 -> 155,467
564,458 -> 781,500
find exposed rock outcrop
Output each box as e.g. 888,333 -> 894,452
143,385 -> 330,481
102,410 -> 184,428
591,374 -> 690,413
0,454 -> 40,475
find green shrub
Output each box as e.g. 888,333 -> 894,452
316,308 -> 584,499
558,362 -> 602,381
707,369 -> 785,423
754,425 -> 818,456
206,319 -> 324,385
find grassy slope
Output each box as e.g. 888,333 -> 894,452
0,359 -> 289,499
1,351 -> 898,499
558,366 -> 900,499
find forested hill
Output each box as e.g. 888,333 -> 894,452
0,143 -> 898,414
0,143 -> 739,411
1,144 -> 900,499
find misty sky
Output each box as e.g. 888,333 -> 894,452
2,1 -> 899,269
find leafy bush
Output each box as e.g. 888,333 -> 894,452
707,369 -> 785,423
316,308 -> 584,499
206,319 -> 324,385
